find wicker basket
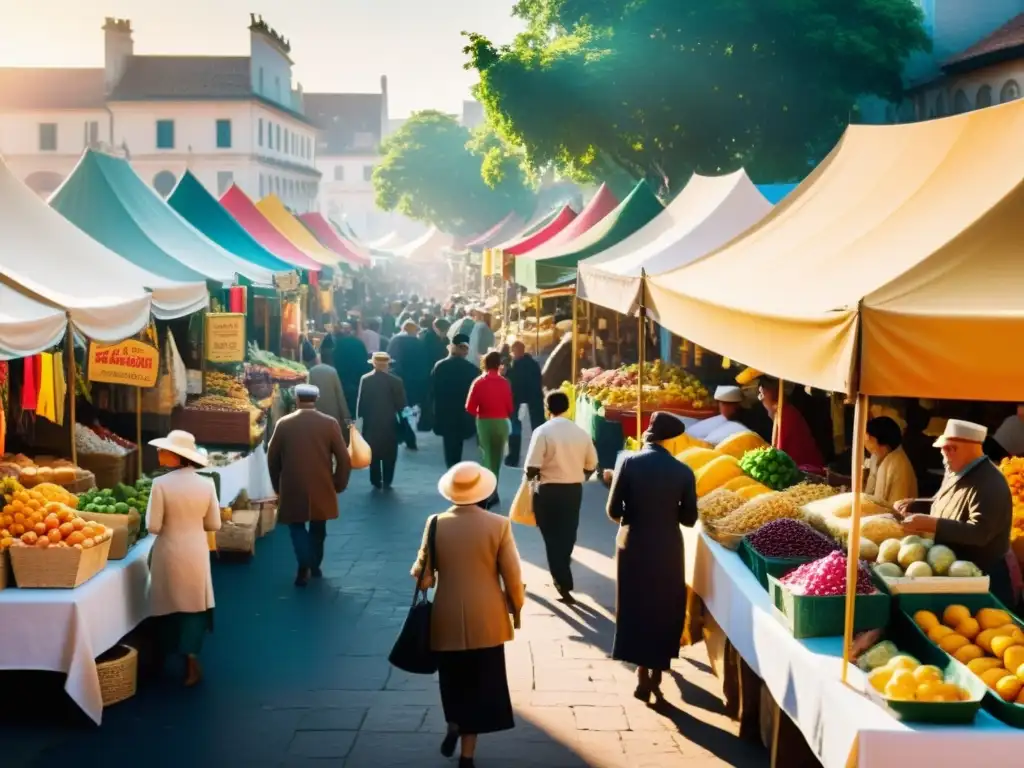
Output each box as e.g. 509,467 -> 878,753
63,472 -> 97,494
9,537 -> 112,588
76,452 -> 128,491
216,509 -> 259,554
255,500 -> 277,537
97,644 -> 138,707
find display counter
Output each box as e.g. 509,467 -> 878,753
683,526 -> 1024,766
0,536 -> 155,725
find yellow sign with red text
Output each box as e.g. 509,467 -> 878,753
88,339 -> 160,388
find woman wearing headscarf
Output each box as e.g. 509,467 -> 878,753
606,412 -> 698,703
411,462 -> 525,768
146,430 -> 222,687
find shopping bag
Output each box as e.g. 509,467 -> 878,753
389,516 -> 438,674
509,478 -> 536,526
348,424 -> 372,469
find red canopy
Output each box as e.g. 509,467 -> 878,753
219,186 -> 322,271
464,212 -> 524,252
299,213 -> 370,267
503,206 -> 577,256
537,184 -> 618,251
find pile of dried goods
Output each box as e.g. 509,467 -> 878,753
745,519 -> 839,560
697,488 -> 746,525
780,551 -> 877,596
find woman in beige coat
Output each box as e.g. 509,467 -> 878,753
865,416 -> 918,506
147,430 -> 221,687
411,461 -> 525,768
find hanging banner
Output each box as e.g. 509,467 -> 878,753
274,272 -> 299,292
205,313 -> 247,363
88,339 -> 160,388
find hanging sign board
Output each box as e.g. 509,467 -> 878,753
87,339 -> 160,388
205,313 -> 247,363
274,272 -> 300,292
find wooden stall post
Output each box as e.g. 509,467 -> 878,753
535,296 -> 540,353
67,324 -> 78,467
772,379 -> 786,447
841,393 -> 870,684
571,294 -> 579,393
587,302 -> 595,368
637,307 -> 646,438
136,389 -> 143,477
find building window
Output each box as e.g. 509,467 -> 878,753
334,165 -> 345,181
86,121 -> 99,147
259,174 -> 265,197
285,128 -> 290,154
977,85 -> 993,109
275,76 -> 281,101
363,165 -> 374,182
953,90 -> 970,114
156,120 -> 175,149
216,119 -> 232,149
217,171 -> 234,196
152,170 -> 177,198
258,118 -> 264,147
39,123 -> 57,151
274,177 -> 280,194
258,67 -> 265,94
275,125 -> 281,151
1000,80 -> 1020,103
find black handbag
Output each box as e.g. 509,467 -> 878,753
388,515 -> 438,674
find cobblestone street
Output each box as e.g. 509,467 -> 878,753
4,431 -> 766,767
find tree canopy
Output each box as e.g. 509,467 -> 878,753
465,0 -> 930,192
372,110 -> 535,237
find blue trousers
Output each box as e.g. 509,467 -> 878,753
289,520 -> 327,570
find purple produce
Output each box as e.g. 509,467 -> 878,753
746,519 -> 839,559
780,551 -> 876,597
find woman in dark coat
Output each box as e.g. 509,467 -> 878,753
606,412 -> 698,703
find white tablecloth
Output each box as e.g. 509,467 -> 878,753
208,444 -> 275,505
0,536 -> 155,725
686,526 -> 1024,767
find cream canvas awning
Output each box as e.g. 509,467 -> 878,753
0,282 -> 67,360
577,170 -> 773,315
646,99 -> 1024,400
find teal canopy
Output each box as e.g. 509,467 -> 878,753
516,180 -> 664,293
168,171 -> 293,273
49,150 -> 274,285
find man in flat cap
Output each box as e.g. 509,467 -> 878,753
268,383 -> 351,587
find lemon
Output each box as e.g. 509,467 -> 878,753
914,610 -> 940,633
967,657 -> 1003,675
1003,645 -> 1024,674
977,608 -> 1012,630
955,617 -> 981,641
885,669 -> 918,701
955,644 -> 985,664
996,675 -> 1023,702
868,667 -> 894,693
977,627 -> 1013,653
938,634 -> 970,654
981,667 -> 1011,689
912,664 -> 943,684
886,655 -> 920,671
991,635 -> 1023,660
928,625 -> 955,643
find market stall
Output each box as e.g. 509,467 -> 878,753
219,185 -> 324,272
256,195 -> 343,269
298,212 -> 371,267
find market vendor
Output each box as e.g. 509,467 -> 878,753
898,420 -> 1018,608
687,386 -> 770,443
757,377 -> 824,470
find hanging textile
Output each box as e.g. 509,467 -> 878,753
53,350 -> 66,426
21,355 -> 40,411
35,353 -> 57,424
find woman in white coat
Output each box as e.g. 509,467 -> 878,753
147,430 -> 221,687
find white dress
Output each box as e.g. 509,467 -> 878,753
147,468 -> 221,616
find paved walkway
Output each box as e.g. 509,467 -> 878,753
3,431 -> 766,767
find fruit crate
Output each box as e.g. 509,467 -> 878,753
891,592 -> 1024,728
875,573 -> 990,596
8,537 -> 112,588
738,538 -> 811,591
767,575 -> 891,639
865,657 -> 987,724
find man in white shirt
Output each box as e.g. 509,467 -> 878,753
525,390 -> 599,604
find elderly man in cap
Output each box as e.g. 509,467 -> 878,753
898,419 -> 1017,608
430,333 -> 480,468
687,385 -> 770,443
267,384 -> 351,587
357,352 -> 408,490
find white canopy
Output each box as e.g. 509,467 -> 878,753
0,282 -> 66,360
576,170 -> 773,315
388,227 -> 454,261
0,158 -> 208,349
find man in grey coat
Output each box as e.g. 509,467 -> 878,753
356,352 -> 407,490
305,345 -> 351,442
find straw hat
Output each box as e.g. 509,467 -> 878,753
438,461 -> 497,506
369,351 -> 392,365
148,430 -> 209,467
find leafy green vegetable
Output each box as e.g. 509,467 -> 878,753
739,447 -> 801,491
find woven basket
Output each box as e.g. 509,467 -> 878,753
0,550 -> 8,590
9,537 -> 112,588
77,452 -> 128,491
97,644 -> 138,707
63,472 -> 97,494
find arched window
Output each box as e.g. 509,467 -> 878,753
977,85 -> 993,109
953,90 -> 970,113
152,170 -> 177,198
1000,80 -> 1020,103
934,93 -> 946,117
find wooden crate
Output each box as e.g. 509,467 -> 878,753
215,509 -> 259,554
9,538 -> 112,588
172,406 -> 251,447
256,501 -> 277,537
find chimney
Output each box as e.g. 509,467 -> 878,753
380,75 -> 390,140
103,18 -> 134,95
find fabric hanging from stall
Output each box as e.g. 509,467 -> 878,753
35,352 -> 57,424
53,350 -> 66,426
21,355 -> 41,411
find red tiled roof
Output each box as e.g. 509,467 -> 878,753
0,68 -> 105,110
946,13 -> 1024,67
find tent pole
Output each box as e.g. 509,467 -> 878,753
588,302 -> 594,368
773,379 -> 786,447
841,393 -> 869,684
137,386 -> 143,478
637,307 -> 646,439
535,296 -> 540,353
571,294 -> 579,394
614,313 -> 620,367
67,323 -> 77,467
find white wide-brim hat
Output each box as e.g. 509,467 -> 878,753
933,418 -> 987,448
149,429 -> 209,467
438,461 -> 497,506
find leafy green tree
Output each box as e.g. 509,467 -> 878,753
465,0 -> 930,191
372,110 -> 535,237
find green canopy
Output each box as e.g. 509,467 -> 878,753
516,180 -> 664,293
168,171 -> 294,273
49,150 -> 274,286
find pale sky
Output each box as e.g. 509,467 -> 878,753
0,0 -> 525,116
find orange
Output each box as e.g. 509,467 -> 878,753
46,528 -> 61,543
58,522 -> 74,538
955,644 -> 985,664
981,667 -> 1011,689
20,531 -> 37,545
943,604 -> 971,628
35,535 -> 49,548
44,515 -> 59,530
978,608 -> 1013,630
938,634 -> 970,654
977,628 -> 1013,653
66,531 -> 85,546
991,635 -> 1023,660
71,518 -> 85,531
955,618 -> 981,641
32,522 -> 46,536
914,610 -> 941,633
928,625 -> 955,643
1003,645 -> 1024,674
999,624 -> 1024,643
